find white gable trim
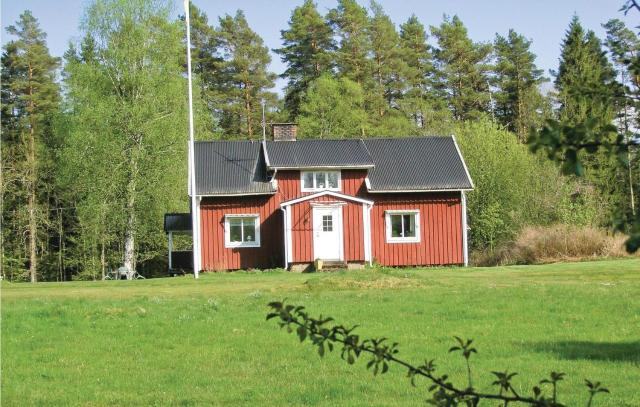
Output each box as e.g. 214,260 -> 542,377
451,134 -> 475,189
280,190 -> 374,208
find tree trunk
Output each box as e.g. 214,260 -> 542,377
101,238 -> 106,281
123,147 -> 138,279
27,62 -> 38,283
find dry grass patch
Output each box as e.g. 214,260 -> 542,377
474,224 -> 637,266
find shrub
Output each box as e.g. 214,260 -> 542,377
472,224 -> 636,266
455,119 -> 604,252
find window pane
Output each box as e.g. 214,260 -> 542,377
243,219 -> 256,242
390,214 -> 403,237
229,219 -> 242,242
403,214 -> 416,237
315,172 -> 326,189
303,172 -> 314,189
322,215 -> 333,232
327,172 -> 339,189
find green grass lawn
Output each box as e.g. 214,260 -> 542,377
2,259 -> 639,406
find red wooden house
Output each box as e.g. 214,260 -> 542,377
166,124 -> 473,272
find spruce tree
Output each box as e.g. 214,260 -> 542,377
275,0 -> 335,118
214,10 -> 277,138
1,11 -> 60,282
494,29 -> 547,141
555,16 -> 617,127
431,15 -> 493,121
555,16 -> 622,224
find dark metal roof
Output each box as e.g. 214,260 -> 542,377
193,137 -> 472,195
363,137 -> 473,191
164,213 -> 192,233
194,140 -> 276,195
265,139 -> 374,169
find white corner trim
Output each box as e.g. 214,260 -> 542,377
363,203 -> 373,265
462,191 -> 469,267
286,206 -> 293,264
193,197 -> 202,274
280,190 -> 374,208
451,134 -> 475,190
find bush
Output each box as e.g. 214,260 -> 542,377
472,224 -> 636,266
455,119 -> 604,251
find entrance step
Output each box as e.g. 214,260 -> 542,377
318,260 -> 347,270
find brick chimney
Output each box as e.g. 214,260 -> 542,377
271,123 -> 297,141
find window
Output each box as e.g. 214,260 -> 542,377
225,215 -> 260,248
301,171 -> 341,191
322,214 -> 333,232
385,210 -> 420,243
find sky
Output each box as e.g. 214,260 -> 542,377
1,0 -> 637,94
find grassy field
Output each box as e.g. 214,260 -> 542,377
2,259 -> 639,406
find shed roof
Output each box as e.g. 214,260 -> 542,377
265,139 -> 374,169
363,137 -> 473,192
194,140 -> 276,196
164,213 -> 192,233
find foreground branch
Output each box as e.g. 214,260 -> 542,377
267,301 -> 609,406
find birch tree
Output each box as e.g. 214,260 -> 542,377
62,0 -> 194,275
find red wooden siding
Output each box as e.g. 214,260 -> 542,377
289,194 -> 365,263
367,192 -> 463,266
200,195 -> 283,270
198,168 -> 464,270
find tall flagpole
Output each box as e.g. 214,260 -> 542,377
184,0 -> 200,278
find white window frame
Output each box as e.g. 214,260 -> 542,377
224,214 -> 260,248
385,210 -> 420,243
300,170 -> 341,192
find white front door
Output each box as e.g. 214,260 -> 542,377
312,206 -> 343,261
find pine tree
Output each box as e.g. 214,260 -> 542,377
398,15 -> 450,132
327,0 -> 371,86
182,3 -> 221,123
494,29 -> 547,141
367,1 -> 408,118
214,10 -> 277,138
603,19 -> 640,217
1,11 -> 60,282
431,15 -> 493,121
275,0 -> 335,118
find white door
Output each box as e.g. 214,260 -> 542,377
313,206 -> 342,261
